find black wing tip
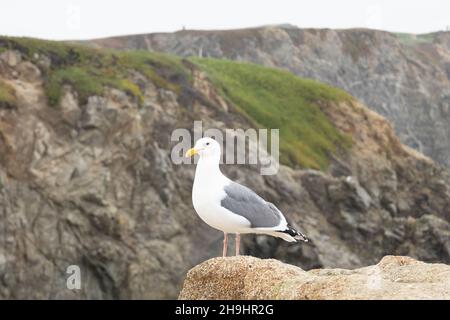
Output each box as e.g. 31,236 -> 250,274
296,234 -> 309,243
283,226 -> 309,243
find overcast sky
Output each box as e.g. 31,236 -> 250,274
1,0 -> 449,40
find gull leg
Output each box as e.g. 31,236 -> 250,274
222,232 -> 228,257
235,233 -> 240,256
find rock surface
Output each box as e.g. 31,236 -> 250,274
179,255 -> 450,299
87,27 -> 450,170
1,42 -> 450,299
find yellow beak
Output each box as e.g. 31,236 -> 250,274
185,148 -> 198,157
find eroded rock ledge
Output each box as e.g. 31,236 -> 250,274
179,256 -> 450,299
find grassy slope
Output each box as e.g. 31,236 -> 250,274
0,37 -> 189,106
0,36 -> 352,170
191,58 -> 353,169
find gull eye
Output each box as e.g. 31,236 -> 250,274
206,142 -> 210,146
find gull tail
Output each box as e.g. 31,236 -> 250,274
282,226 -> 309,243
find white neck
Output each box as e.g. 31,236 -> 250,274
194,154 -> 225,188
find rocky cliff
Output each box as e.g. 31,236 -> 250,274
179,255 -> 450,299
0,37 -> 449,299
86,27 -> 450,170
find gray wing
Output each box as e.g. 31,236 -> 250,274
221,181 -> 283,228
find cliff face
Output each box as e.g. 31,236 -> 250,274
179,256 -> 450,299
0,37 -> 450,299
87,27 -> 450,170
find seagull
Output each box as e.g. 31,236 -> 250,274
186,137 -> 308,257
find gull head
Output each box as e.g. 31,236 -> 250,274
185,137 -> 221,159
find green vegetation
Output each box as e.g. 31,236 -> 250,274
0,80 -> 17,108
0,36 -> 354,170
395,32 -> 437,45
45,67 -> 104,106
0,37 -> 190,106
191,58 -> 352,169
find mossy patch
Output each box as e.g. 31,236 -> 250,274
45,67 -> 103,105
191,58 -> 353,170
0,80 -> 17,109
395,32 -> 437,45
